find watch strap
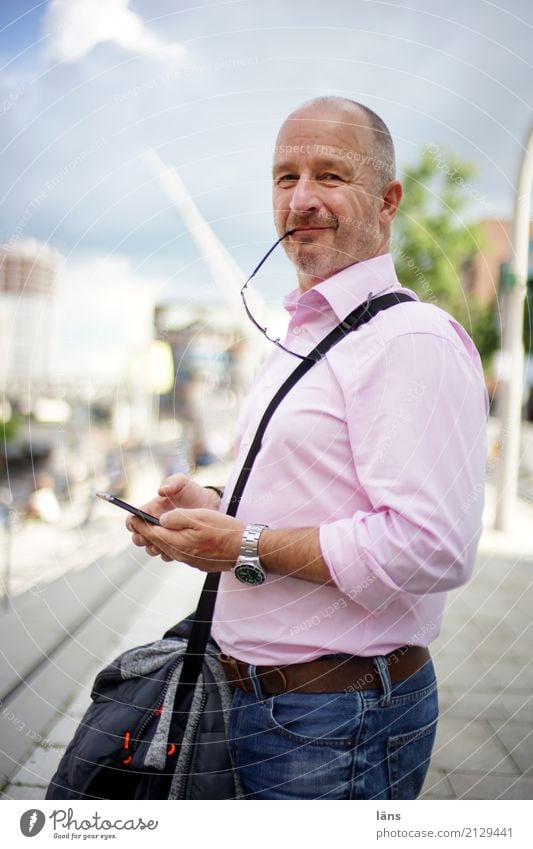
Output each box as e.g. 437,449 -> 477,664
239,523 -> 268,558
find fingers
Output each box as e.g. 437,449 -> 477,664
126,514 -> 174,562
125,515 -> 140,534
126,514 -> 159,535
159,507 -> 202,530
158,474 -> 188,496
131,532 -> 148,547
138,494 -> 171,517
144,543 -> 173,561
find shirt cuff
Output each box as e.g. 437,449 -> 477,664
319,515 -> 403,614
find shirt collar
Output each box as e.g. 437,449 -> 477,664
283,253 -> 405,322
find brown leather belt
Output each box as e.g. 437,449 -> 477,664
218,645 -> 430,695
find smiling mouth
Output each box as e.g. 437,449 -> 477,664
290,226 -> 332,235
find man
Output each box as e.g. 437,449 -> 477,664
127,97 -> 488,800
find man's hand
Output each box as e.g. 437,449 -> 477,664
127,508 -> 244,572
125,474 -> 221,561
158,473 -> 221,510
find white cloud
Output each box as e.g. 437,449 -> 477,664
43,0 -> 186,64
50,255 -> 159,383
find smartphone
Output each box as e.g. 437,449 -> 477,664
95,491 -> 161,525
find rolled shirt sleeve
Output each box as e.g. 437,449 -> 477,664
319,327 -> 489,613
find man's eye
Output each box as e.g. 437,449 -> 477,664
277,174 -> 297,184
320,173 -> 342,182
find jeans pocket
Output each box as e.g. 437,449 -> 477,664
268,691 -> 358,747
387,716 -> 438,799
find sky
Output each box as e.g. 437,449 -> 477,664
0,0 -> 532,379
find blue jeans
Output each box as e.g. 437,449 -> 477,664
228,655 -> 438,799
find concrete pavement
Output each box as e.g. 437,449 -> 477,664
420,479 -> 533,800
2,475 -> 532,800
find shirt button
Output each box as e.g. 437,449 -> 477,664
292,326 -> 302,336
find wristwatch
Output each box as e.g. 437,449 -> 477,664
232,524 -> 268,586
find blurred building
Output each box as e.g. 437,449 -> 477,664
0,239 -> 62,392
462,219 -> 533,419
153,302 -> 250,464
461,219 -> 533,304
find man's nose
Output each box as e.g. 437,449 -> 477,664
288,177 -> 321,214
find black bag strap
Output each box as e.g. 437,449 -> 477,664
175,291 -> 415,685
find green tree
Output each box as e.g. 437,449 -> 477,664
393,145 -> 499,368
2,410 -> 22,442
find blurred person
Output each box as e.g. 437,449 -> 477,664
127,97 -> 488,800
26,472 -> 61,523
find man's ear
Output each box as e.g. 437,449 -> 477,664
379,180 -> 403,224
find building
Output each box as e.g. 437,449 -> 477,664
462,219 -> 533,304
0,239 -> 62,392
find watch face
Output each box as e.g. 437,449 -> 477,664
234,562 -> 266,586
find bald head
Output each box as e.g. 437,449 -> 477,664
272,96 -> 402,289
279,96 -> 396,190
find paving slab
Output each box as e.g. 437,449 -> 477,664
431,717 -> 519,776
62,688 -> 94,720
432,653 -> 497,691
431,618 -> 486,648
9,744 -> 65,789
420,768 -> 456,800
2,783 -> 48,800
42,714 -> 82,747
0,558 -> 159,790
441,689 -> 513,723
447,771 -> 533,800
494,692 -> 533,724
488,721 -> 533,775
0,546 -> 133,702
482,658 -> 533,693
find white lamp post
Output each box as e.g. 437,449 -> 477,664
495,124 -> 533,530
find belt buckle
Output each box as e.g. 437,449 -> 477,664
218,653 -> 253,692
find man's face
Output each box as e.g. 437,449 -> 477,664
272,106 -> 387,289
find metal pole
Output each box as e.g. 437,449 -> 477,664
494,124 -> 533,530
0,499 -> 13,612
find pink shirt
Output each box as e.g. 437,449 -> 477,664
212,254 -> 489,665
